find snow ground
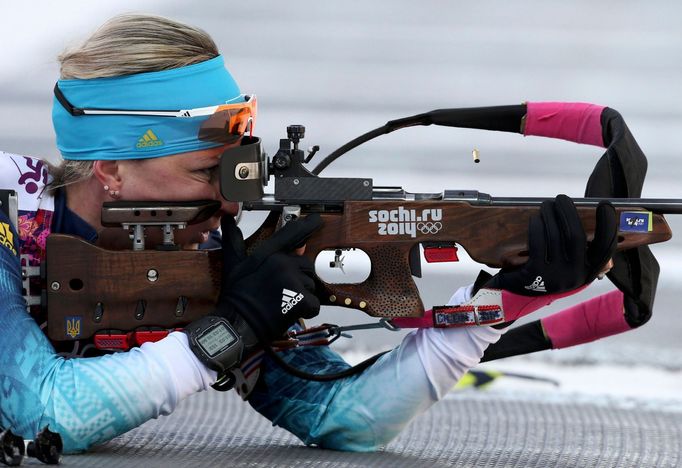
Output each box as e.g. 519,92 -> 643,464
342,349 -> 682,413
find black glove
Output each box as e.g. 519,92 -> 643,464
485,194 -> 617,296
215,213 -> 323,344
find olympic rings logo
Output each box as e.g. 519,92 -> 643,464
417,222 -> 442,234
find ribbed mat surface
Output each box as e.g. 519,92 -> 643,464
53,390 -> 681,467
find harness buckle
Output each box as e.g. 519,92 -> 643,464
21,254 -> 42,308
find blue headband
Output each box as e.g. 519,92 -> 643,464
52,55 -> 242,160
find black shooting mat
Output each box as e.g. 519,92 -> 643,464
51,389 -> 681,468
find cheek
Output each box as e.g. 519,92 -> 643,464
119,160 -> 221,202
120,164 -> 181,200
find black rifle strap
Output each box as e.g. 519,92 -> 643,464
585,107 -> 658,326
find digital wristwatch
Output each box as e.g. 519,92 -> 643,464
184,316 -> 244,374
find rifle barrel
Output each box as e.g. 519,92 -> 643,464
489,197 -> 682,214
250,189 -> 682,215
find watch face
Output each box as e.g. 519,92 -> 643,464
197,323 -> 237,357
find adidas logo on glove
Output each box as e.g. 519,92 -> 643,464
281,288 -> 304,314
524,276 -> 547,292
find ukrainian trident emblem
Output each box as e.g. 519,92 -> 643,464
65,316 -> 82,339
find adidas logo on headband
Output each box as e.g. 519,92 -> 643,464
136,129 -> 164,149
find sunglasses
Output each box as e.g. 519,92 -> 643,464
53,83 -> 257,144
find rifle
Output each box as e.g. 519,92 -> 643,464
43,103 -> 682,359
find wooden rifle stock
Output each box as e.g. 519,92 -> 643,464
45,236 -> 221,341
45,198 -> 673,341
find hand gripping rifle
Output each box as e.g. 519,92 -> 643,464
43,102 -> 682,373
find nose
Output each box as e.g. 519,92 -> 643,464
220,199 -> 240,217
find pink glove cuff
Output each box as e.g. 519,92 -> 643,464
525,102 -> 606,147
500,285 -> 589,322
541,290 -> 631,349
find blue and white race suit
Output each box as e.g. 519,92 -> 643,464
0,151 -> 502,453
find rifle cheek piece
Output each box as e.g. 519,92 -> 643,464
219,136 -> 267,202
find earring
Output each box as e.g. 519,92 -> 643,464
103,185 -> 110,191
109,189 -> 120,199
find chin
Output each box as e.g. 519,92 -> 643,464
197,229 -> 211,244
182,232 -> 210,247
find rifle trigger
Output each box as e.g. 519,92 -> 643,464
329,249 -> 346,273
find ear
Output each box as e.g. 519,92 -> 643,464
92,160 -> 121,190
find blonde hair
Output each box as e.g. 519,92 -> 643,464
50,14 -> 219,188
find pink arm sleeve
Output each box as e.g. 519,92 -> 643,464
392,285 -> 588,329
541,289 -> 631,349
525,102 -> 606,147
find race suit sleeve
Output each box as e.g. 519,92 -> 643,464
0,212 -> 216,454
249,285 -> 505,451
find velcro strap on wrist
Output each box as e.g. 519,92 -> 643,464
391,288 -> 507,329
432,304 -> 504,327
